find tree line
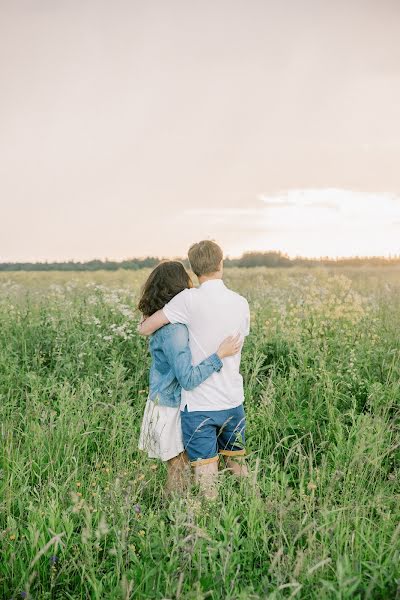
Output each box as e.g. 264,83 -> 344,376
1,252 -> 400,271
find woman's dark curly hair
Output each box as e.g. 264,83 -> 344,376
138,261 -> 192,317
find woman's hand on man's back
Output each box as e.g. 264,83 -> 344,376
217,333 -> 242,359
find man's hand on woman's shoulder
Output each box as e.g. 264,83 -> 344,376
137,309 -> 170,336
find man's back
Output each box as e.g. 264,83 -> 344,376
163,279 -> 250,411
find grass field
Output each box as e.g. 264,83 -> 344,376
1,267 -> 399,599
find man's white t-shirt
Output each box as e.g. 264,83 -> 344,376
162,279 -> 250,412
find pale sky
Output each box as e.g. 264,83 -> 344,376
1,0 -> 400,261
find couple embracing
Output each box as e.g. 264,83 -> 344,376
137,240 -> 250,499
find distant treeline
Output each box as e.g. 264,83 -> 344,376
0,258 -> 161,272
1,252 -> 400,271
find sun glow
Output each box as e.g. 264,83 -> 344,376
182,189 -> 400,258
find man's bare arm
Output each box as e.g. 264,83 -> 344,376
137,309 -> 170,336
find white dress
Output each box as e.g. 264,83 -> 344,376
138,397 -> 184,462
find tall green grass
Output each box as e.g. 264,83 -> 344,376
1,268 -> 399,599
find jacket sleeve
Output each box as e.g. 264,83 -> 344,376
163,325 -> 223,391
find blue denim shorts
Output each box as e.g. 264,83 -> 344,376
181,404 -> 246,466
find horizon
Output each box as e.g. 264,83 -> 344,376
2,187 -> 400,262
2,249 -> 400,266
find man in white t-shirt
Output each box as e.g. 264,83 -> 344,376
138,240 -> 250,497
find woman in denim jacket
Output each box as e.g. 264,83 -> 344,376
138,261 -> 240,495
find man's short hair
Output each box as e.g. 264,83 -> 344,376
188,240 -> 223,277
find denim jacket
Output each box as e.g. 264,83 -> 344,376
149,323 -> 222,408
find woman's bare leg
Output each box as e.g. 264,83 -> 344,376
165,452 -> 190,495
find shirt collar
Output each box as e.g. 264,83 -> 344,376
199,279 -> 225,288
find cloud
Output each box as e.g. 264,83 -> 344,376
258,191 -> 340,210
183,208 -> 262,217
174,189 -> 400,257
260,188 -> 400,216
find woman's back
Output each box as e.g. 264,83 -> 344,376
148,323 -> 188,408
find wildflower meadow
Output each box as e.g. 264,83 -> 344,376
1,267 -> 399,599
